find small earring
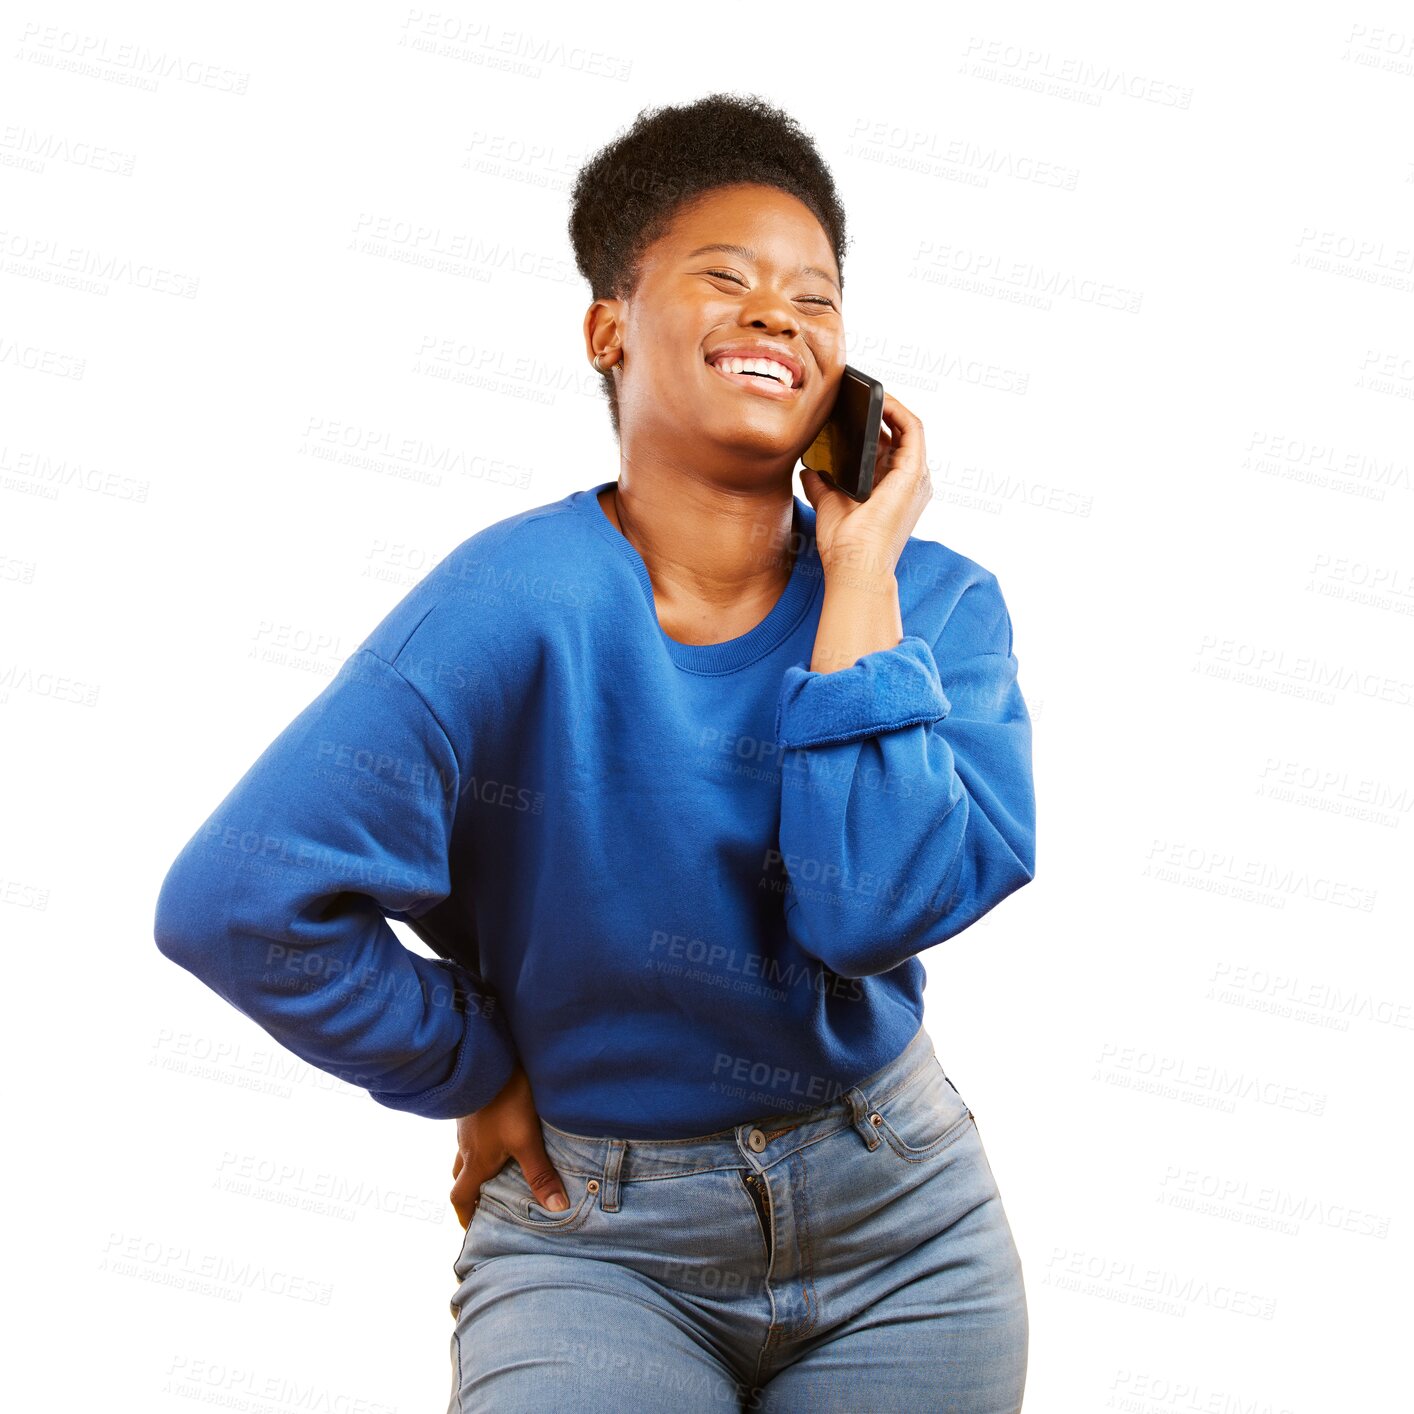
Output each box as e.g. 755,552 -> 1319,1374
593,352 -> 607,374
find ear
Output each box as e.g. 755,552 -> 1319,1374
583,298 -> 626,367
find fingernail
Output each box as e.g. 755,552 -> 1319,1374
546,1192 -> 568,1212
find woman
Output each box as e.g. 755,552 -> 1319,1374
154,93 -> 1036,1411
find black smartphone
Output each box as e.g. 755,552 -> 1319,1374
800,364 -> 885,502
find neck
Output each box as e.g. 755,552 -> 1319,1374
598,466 -> 798,622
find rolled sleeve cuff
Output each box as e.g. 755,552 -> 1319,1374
774,635 -> 952,750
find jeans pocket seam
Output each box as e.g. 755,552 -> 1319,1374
478,1188 -> 594,1233
878,1106 -> 974,1163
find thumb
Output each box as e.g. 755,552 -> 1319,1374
798,465 -> 828,509
516,1134 -> 569,1213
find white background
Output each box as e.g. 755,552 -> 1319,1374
4,2 -> 1410,1409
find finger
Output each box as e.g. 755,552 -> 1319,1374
450,1166 -> 484,1230
874,421 -> 894,472
875,409 -> 915,466
873,396 -> 927,495
515,1134 -> 569,1213
879,390 -> 921,430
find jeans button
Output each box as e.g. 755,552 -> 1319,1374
747,1128 -> 767,1152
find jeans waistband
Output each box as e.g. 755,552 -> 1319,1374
540,1022 -> 937,1203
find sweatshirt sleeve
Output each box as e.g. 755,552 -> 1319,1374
772,570 -> 1035,978
153,647 -> 519,1120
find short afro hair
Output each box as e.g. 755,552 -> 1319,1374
568,91 -> 849,439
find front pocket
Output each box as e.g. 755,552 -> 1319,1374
874,1059 -> 973,1157
477,1163 -> 595,1232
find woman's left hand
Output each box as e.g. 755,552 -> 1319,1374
799,390 -> 933,583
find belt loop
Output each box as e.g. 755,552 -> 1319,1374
599,1139 -> 626,1211
845,1085 -> 881,1151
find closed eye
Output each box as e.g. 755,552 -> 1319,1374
705,270 -> 835,309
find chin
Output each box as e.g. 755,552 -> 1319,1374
707,420 -> 800,456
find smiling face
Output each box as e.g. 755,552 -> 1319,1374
595,182 -> 846,478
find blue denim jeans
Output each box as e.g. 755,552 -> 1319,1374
448,1023 -> 1028,1411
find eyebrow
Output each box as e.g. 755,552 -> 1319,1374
684,242 -> 840,294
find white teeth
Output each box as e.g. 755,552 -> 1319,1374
713,355 -> 794,387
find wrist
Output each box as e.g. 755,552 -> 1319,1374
818,537 -> 899,586
821,566 -> 898,599
809,573 -> 903,674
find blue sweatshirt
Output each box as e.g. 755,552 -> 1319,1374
154,480 -> 1035,1139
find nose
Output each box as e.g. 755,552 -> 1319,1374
737,285 -> 798,337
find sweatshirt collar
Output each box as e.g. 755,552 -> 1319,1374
572,479 -> 823,674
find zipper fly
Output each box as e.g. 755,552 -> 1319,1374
742,1170 -> 773,1256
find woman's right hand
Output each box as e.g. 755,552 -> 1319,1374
450,1060 -> 569,1230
